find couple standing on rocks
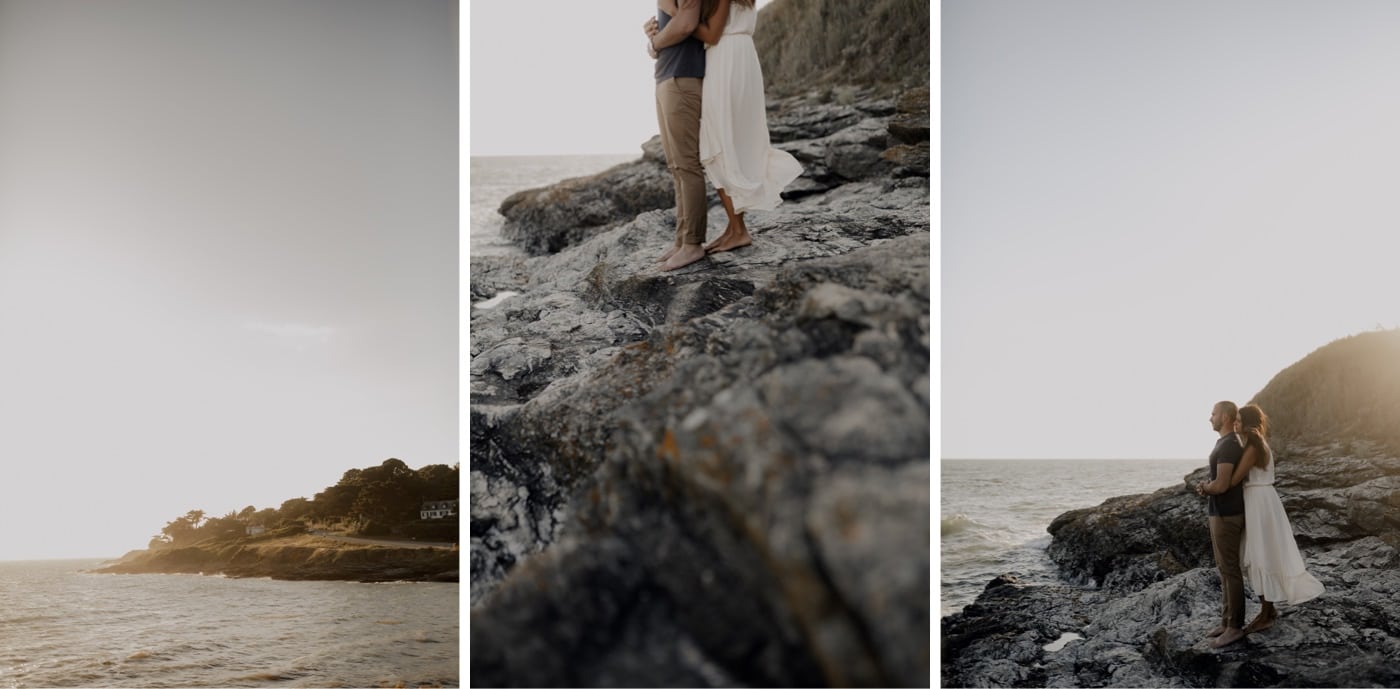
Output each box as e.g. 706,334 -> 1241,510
1195,401 -> 1326,648
644,0 -> 803,271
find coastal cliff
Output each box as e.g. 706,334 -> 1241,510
93,535 -> 459,583
943,330 -> 1400,688
470,2 -> 930,685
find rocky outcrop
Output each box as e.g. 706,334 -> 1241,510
943,439 -> 1400,686
92,537 -> 459,583
471,80 -> 930,686
498,150 -> 674,256
496,86 -> 929,258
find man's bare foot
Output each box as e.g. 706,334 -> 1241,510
1210,627 -> 1245,649
1206,626 -> 1225,637
657,244 -> 682,263
706,230 -> 752,254
661,244 -> 706,271
1244,613 -> 1276,634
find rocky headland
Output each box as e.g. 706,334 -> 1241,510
943,329 -> 1400,688
92,535 -> 460,583
468,2 -> 931,683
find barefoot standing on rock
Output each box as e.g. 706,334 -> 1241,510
645,0 -> 801,271
645,0 -> 708,271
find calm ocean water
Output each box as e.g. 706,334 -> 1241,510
469,154 -> 637,257
0,559 -> 458,688
941,459 -> 1201,617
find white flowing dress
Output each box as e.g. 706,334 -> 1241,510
699,3 -> 802,213
1240,448 -> 1325,604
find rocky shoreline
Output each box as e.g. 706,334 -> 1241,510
91,536 -> 459,583
942,440 -> 1400,688
469,85 -> 930,687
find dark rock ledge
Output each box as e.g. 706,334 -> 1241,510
487,86 -> 930,261
470,86 -> 930,687
942,442 -> 1400,688
92,538 -> 459,583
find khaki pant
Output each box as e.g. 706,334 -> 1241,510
655,77 -> 707,246
1209,515 -> 1246,629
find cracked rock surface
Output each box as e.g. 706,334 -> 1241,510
470,85 -> 930,687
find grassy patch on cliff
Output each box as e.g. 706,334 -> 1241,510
756,0 -> 929,97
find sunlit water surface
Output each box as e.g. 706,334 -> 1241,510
0,559 -> 457,688
941,459 -> 1201,617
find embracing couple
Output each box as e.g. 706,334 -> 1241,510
644,0 -> 803,271
1195,401 -> 1325,649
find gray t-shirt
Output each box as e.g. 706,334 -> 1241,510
1208,433 -> 1246,517
654,8 -> 705,83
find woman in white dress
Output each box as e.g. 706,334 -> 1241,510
1224,403 -> 1325,634
683,0 -> 803,253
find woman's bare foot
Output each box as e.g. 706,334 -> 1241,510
704,222 -> 739,252
1244,612 -> 1276,634
703,234 -> 730,253
708,191 -> 750,254
706,228 -> 752,254
661,244 -> 706,271
1206,626 -> 1225,638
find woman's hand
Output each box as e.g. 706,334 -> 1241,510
644,17 -> 659,58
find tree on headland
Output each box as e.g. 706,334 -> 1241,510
279,497 -> 313,522
149,458 -> 460,548
152,509 -> 209,546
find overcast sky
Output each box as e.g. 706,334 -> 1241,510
469,0 -> 773,157
0,0 -> 457,560
943,0 -> 1400,460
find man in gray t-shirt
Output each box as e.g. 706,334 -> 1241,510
1195,400 -> 1246,648
643,0 -> 709,271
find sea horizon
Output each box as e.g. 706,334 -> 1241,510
471,151 -> 640,159
941,457 -> 1201,616
942,457 -> 1198,461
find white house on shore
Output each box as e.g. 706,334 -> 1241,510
245,524 -> 267,536
421,499 -> 457,520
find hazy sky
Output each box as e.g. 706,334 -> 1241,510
469,0 -> 773,157
0,0 -> 457,560
944,1 -> 1400,460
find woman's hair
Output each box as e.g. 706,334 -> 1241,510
1238,403 -> 1272,469
701,0 -> 755,23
